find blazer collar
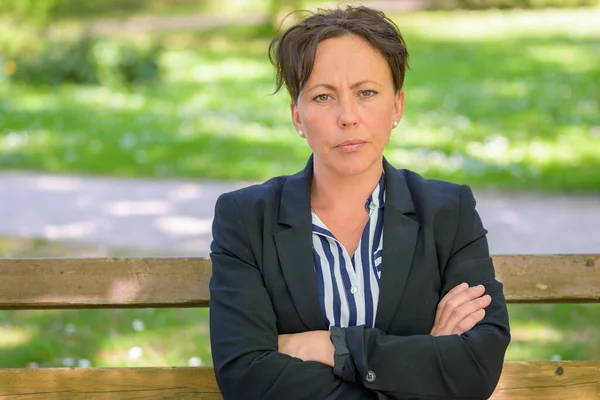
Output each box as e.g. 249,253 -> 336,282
376,158 -> 420,332
274,156 -> 325,330
278,156 -> 415,224
274,155 -> 420,332
278,156 -> 314,227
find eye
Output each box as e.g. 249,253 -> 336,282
312,94 -> 331,103
359,90 -> 378,98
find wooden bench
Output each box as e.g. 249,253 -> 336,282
0,254 -> 599,399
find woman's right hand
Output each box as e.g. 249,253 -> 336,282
430,283 -> 492,337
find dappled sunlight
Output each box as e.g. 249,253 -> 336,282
504,304 -> 600,361
0,325 -> 32,350
511,324 -> 565,343
168,184 -> 202,202
506,323 -> 571,360
0,307 -> 212,368
396,8 -> 600,40
71,86 -> 148,111
0,172 -> 255,255
43,221 -> 97,240
527,44 -> 597,73
191,57 -> 270,83
4,9 -> 597,190
104,200 -> 171,216
109,279 -> 142,303
32,175 -> 81,191
153,216 -> 212,237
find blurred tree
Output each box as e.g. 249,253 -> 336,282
269,0 -> 303,29
0,0 -> 62,26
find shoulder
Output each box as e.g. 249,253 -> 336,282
393,167 -> 473,212
213,174 -> 289,216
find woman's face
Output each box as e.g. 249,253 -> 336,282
291,34 -> 404,177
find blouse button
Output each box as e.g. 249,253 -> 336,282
350,286 -> 358,294
366,370 -> 376,383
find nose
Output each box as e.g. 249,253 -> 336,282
338,97 -> 358,128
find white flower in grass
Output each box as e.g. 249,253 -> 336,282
188,357 -> 202,367
128,346 -> 143,361
132,319 -> 145,332
64,323 -> 76,336
62,358 -> 75,367
78,359 -> 92,368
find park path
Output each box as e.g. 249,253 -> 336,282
1,171 -> 598,257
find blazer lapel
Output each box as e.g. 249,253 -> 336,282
273,157 -> 327,331
375,159 -> 420,332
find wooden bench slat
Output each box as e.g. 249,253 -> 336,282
494,254 -> 600,303
0,254 -> 598,309
0,362 -> 598,399
492,361 -> 600,400
0,367 -> 220,400
0,258 -> 212,310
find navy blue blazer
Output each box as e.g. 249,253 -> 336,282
209,157 -> 510,400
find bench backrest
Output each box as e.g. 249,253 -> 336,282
0,255 -> 599,399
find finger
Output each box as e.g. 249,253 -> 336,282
434,282 -> 469,327
438,285 -> 486,329
437,282 -> 469,310
453,308 -> 486,335
443,294 -> 491,333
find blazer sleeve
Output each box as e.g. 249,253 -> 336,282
329,185 -> 511,400
209,192 -> 379,400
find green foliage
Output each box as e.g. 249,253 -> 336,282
7,37 -> 161,86
10,36 -> 99,86
0,0 -> 63,26
431,0 -> 599,8
94,40 -> 162,86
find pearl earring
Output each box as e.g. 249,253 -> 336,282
298,130 -> 303,136
393,121 -> 398,127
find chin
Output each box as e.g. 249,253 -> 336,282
332,155 -> 377,176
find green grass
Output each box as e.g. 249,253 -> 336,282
1,8 -> 599,191
0,237 -> 599,367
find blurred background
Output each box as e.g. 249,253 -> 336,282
0,0 -> 598,370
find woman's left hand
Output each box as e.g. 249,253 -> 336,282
278,330 -> 335,367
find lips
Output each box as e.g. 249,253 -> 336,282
336,139 -> 366,152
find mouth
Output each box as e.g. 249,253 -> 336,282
336,139 -> 366,153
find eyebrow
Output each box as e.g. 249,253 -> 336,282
306,80 -> 380,92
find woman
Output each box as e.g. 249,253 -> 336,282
209,5 -> 510,400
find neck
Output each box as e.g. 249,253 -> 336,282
311,157 -> 383,211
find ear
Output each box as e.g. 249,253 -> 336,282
392,90 -> 405,128
290,101 -> 305,137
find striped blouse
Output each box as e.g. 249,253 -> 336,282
312,174 -> 385,328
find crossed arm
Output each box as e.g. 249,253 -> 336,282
209,187 -> 510,400
278,282 -> 493,367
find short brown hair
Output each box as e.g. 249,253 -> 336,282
268,5 -> 409,103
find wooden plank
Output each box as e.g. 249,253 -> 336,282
491,361 -> 600,400
0,254 -> 598,309
0,367 -> 221,399
494,254 -> 600,303
0,258 -> 212,310
0,362 -> 598,399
